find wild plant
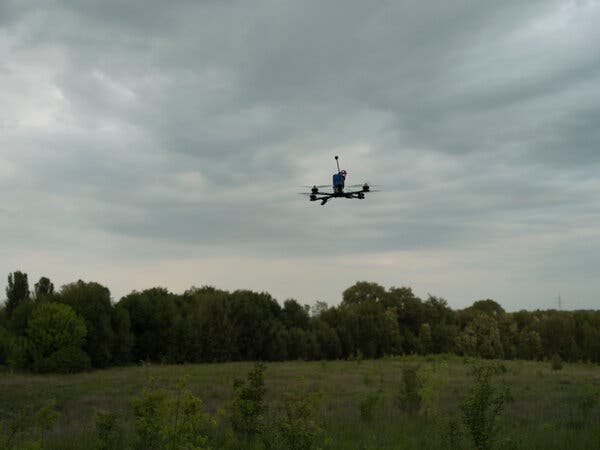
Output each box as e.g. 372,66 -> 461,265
229,362 -> 267,440
551,354 -> 563,371
132,378 -> 214,450
460,364 -> 506,450
94,410 -> 123,450
263,386 -> 326,450
396,365 -> 421,414
418,361 -> 449,419
0,400 -> 58,450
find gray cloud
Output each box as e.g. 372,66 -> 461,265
2,0 -> 600,307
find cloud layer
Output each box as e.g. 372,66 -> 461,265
2,0 -> 600,309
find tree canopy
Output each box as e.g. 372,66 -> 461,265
1,272 -> 600,373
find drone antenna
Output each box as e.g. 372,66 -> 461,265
335,155 -> 340,172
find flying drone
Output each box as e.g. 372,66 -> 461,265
300,156 -> 379,205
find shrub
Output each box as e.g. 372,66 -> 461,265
551,354 -> 563,371
36,346 -> 91,374
418,362 -> 449,418
359,392 -> 382,423
396,366 -> 422,414
132,379 -> 214,450
94,410 -> 123,450
443,417 -> 465,450
461,364 -> 506,450
132,384 -> 168,450
577,385 -> 600,421
0,400 -> 59,449
230,362 -> 267,440
263,388 -> 326,450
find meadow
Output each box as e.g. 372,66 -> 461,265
1,356 -> 599,449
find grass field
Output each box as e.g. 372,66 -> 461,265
1,356 -> 599,449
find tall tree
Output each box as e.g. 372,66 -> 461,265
342,281 -> 386,306
27,302 -> 90,373
58,280 -> 115,368
5,271 -> 30,318
34,276 -> 55,298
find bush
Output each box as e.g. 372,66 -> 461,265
418,362 -> 449,418
0,400 -> 59,449
396,366 -> 422,414
461,364 -> 506,450
262,388 -> 326,450
94,410 -> 124,450
132,379 -> 214,450
230,362 -> 267,440
0,326 -> 8,366
359,392 -> 382,423
551,354 -> 563,371
35,347 -> 91,374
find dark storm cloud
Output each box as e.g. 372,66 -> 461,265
2,0 -> 600,306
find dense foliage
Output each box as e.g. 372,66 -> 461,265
1,271 -> 600,373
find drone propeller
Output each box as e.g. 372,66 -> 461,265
348,182 -> 379,187
301,185 -> 329,188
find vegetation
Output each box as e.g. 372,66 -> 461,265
1,270 -> 600,447
2,271 -> 600,374
0,358 -> 599,449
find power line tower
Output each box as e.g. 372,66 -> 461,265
558,293 -> 562,311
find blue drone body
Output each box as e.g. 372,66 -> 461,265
300,156 -> 377,205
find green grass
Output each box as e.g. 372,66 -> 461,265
1,356 -> 600,449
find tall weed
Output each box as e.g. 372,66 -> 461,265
132,378 -> 214,450
229,362 -> 267,441
0,400 -> 58,449
461,364 -> 506,450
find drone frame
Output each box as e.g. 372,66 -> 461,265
301,156 -> 375,206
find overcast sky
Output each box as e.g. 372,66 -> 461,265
2,0 -> 600,310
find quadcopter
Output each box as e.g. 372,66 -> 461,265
300,156 -> 378,205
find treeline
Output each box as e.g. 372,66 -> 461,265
1,271 -> 599,373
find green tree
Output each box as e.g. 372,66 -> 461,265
5,271 -> 30,318
469,299 -> 505,320
0,325 -> 8,366
537,313 -> 578,361
388,287 -> 424,353
342,281 -> 386,306
423,296 -> 458,353
227,290 -> 282,360
282,299 -> 310,329
111,306 -> 133,364
58,280 -> 114,368
517,329 -> 543,360
34,277 -> 54,299
27,302 -> 90,373
286,327 -> 309,360
310,300 -> 329,317
311,319 -> 342,359
419,323 -> 433,354
120,287 -> 182,363
457,313 -> 503,359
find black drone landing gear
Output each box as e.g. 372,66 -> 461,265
320,199 -> 328,205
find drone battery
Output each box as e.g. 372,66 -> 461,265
333,173 -> 343,187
